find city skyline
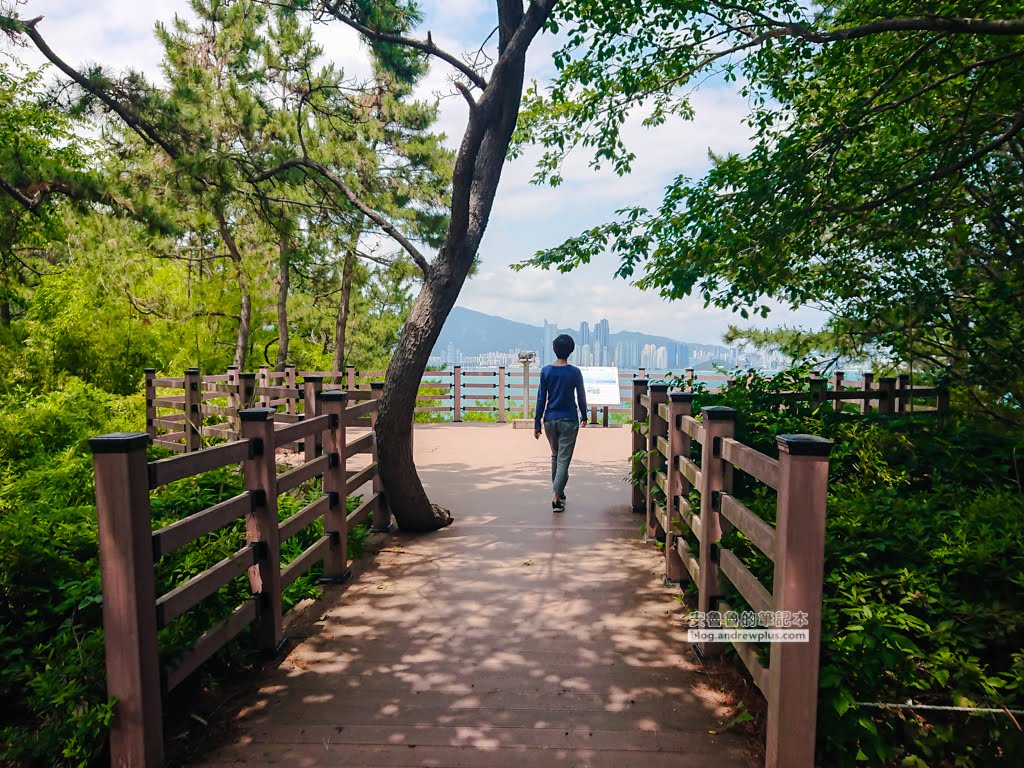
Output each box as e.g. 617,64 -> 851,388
431,314 -> 789,371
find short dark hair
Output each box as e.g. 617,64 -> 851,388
552,334 -> 575,360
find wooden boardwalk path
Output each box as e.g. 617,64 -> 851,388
194,423 -> 755,767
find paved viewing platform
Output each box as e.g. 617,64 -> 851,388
195,423 -> 755,767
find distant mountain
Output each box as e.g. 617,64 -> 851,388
432,307 -> 722,358
432,308 -> 544,356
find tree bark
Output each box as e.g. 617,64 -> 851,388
217,213 -> 252,370
275,234 -> 290,370
332,221 -> 363,376
374,0 -> 556,533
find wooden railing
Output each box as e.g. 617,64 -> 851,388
632,380 -> 832,768
89,390 -> 388,767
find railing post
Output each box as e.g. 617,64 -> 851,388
664,393 -> 694,583
878,376 -> 897,414
303,376 -> 323,462
184,367 -> 202,453
630,379 -> 649,514
284,365 -> 297,416
226,366 -> 240,435
239,371 -> 256,411
257,365 -> 270,407
684,368 -> 694,391
831,370 -> 844,410
346,365 -> 356,390
897,373 -> 910,414
453,365 -> 462,422
88,432 -> 163,768
697,406 -> 736,658
646,384 -> 670,540
240,408 -> 283,652
937,384 -> 950,415
144,368 -> 157,442
497,366 -> 507,423
861,372 -> 874,414
808,376 -> 828,410
766,434 -> 832,768
369,382 -> 392,531
318,391 -> 350,583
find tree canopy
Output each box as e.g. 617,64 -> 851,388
517,1 -> 1024,411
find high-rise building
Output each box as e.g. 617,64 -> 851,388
542,320 -> 558,365
446,342 -> 456,365
578,321 -> 591,349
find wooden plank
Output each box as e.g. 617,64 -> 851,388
255,385 -> 299,398
461,382 -> 497,389
148,441 -> 251,489
152,377 -> 185,387
677,455 -> 702,489
152,440 -> 185,454
271,412 -> 303,424
718,601 -> 770,696
676,537 -> 700,583
200,403 -> 234,417
345,400 -> 378,421
463,406 -> 496,412
152,493 -> 252,558
679,415 -> 704,441
654,471 -> 668,498
203,375 -> 230,383
720,438 -> 779,489
163,599 -> 257,692
734,640 -> 770,696
153,396 -> 186,407
655,502 -> 669,533
153,416 -> 185,429
202,382 -> 240,395
346,432 -> 374,455
638,394 -> 651,409
155,545 -> 256,628
657,402 -> 670,422
274,414 -> 332,447
279,495 -> 330,541
719,549 -> 775,616
719,494 -> 776,561
415,406 -> 452,413
346,493 -> 380,527
656,435 -> 669,459
675,496 -> 701,540
280,536 -> 332,590
346,463 -> 378,493
461,371 -> 496,377
277,454 -> 330,495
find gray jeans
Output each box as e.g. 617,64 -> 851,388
544,418 -> 580,496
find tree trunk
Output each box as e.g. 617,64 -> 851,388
217,213 -> 252,370
275,234 -> 290,370
374,0 -> 554,532
332,223 -> 362,375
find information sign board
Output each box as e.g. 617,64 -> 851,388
579,367 -> 621,406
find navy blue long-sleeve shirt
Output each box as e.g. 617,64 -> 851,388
534,364 -> 587,430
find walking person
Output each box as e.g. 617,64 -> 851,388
534,334 -> 588,511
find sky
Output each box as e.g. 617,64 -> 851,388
14,0 -> 826,345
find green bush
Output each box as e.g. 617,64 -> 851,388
0,381 -> 372,767
670,369 -> 1024,766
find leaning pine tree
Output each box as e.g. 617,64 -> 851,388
6,0 -> 558,532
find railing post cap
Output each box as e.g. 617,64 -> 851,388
649,383 -> 670,393
878,376 -> 897,383
239,371 -> 256,380
226,365 -> 240,370
809,376 -> 826,383
239,407 -> 277,422
184,367 -> 200,375
834,370 -> 845,377
701,405 -> 737,421
669,392 -> 696,403
88,432 -> 151,454
633,378 -> 649,386
144,367 -> 156,374
863,371 -> 874,377
776,434 -> 833,456
318,390 -> 349,402
303,375 -> 324,383
370,381 -> 385,391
